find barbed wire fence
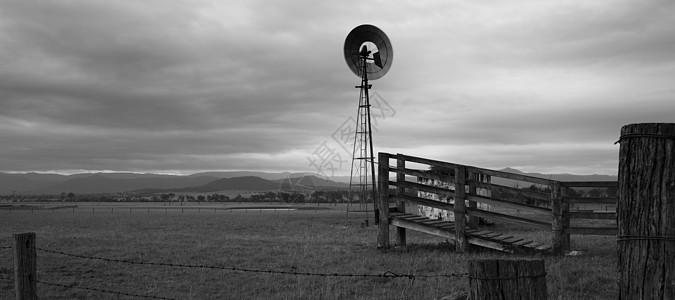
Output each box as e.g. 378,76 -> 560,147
36,247 -> 467,279
33,279 -> 177,300
2,240 -> 468,299
0,204 -> 375,216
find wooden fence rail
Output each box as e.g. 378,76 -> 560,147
378,152 -> 618,255
560,181 -> 618,237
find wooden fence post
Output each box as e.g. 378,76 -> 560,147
467,170 -> 479,228
550,182 -> 564,255
395,155 -> 406,246
377,152 -> 390,249
561,186 -> 571,252
617,123 -> 675,299
468,259 -> 547,300
454,166 -> 467,253
13,232 -> 37,300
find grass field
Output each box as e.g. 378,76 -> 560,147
1,203 -> 617,299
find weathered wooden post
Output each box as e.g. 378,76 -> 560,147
550,181 -> 565,255
468,259 -> 547,300
395,155 -> 406,246
617,123 -> 675,299
561,186 -> 571,251
377,152 -> 390,249
454,166 -> 468,253
13,232 -> 37,300
467,170 -> 479,228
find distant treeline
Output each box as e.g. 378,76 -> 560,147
0,190 -> 358,204
492,184 -> 618,208
1,184 -> 617,206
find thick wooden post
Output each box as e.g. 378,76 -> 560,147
13,232 -> 37,300
395,155 -> 406,246
467,171 -> 479,228
561,187 -> 571,251
617,123 -> 675,299
468,259 -> 548,300
377,152 -> 390,249
550,182 -> 564,255
454,166 -> 467,253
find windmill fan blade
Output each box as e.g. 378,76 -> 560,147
373,52 -> 383,68
343,24 -> 393,80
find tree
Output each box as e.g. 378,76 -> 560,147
160,193 -> 171,204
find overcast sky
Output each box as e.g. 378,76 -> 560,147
1,0 -> 673,177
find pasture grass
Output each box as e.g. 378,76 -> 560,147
1,205 -> 616,299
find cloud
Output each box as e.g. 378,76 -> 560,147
0,0 -> 673,175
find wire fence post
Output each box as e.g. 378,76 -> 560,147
468,259 -> 547,299
617,123 -> 675,299
13,232 -> 37,300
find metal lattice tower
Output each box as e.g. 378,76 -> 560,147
343,24 -> 393,224
347,57 -> 377,220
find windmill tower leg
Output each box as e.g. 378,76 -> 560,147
348,53 -> 378,225
364,72 -> 378,224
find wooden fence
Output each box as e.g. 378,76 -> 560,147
377,153 -> 617,254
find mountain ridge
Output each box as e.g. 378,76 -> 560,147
496,168 -> 617,182
0,172 -> 350,194
0,168 -> 616,195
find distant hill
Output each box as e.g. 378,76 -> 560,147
0,167 -> 614,195
178,176 -> 280,192
0,173 -> 53,193
0,171 -> 348,194
187,171 -> 352,184
34,174 -> 219,194
188,171 -> 315,181
0,173 -> 217,194
174,175 -> 348,193
274,175 -> 348,190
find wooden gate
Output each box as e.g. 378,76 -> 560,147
377,152 -> 617,254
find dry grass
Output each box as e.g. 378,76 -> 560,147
1,204 -> 616,299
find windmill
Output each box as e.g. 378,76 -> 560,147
343,24 -> 393,223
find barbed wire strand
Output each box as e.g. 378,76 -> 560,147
467,273 -> 547,280
33,278 -> 175,300
0,246 -> 12,250
36,247 -> 467,280
617,235 -> 675,242
614,133 -> 675,144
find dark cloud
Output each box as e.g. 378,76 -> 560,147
0,0 -> 672,175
